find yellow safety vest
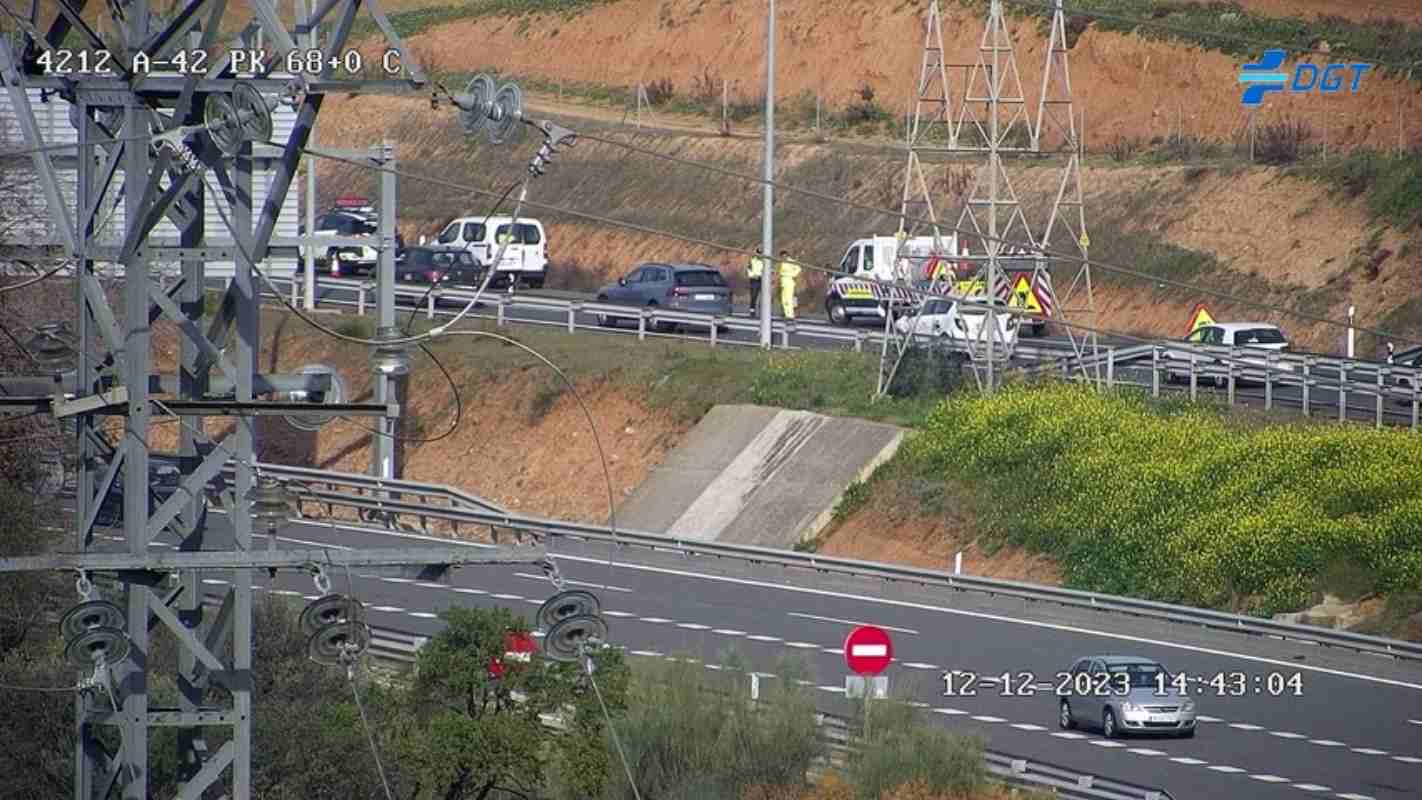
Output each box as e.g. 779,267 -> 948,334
778,259 -> 801,280
748,256 -> 766,278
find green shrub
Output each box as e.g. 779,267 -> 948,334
903,383 -> 1422,614
1302,149 -> 1422,230
846,700 -> 986,800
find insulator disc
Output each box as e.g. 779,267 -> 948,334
536,589 -> 601,632
232,83 -> 274,145
307,621 -> 372,666
64,626 -> 131,669
60,600 -> 126,641
458,73 -> 497,136
487,83 -> 524,145
300,593 -> 364,636
204,93 -> 243,156
542,614 -> 607,663
283,364 -> 346,432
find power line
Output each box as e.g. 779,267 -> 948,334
331,343 -> 463,445
300,145 -> 1422,353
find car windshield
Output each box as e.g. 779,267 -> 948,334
437,225 -> 458,244
1236,327 -> 1286,345
1107,662 -> 1166,688
675,271 -> 726,287
407,250 -> 433,266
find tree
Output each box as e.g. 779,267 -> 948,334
394,605 -> 629,800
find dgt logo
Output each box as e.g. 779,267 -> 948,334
1239,49 -> 1372,107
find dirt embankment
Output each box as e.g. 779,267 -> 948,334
384,0 -> 1420,152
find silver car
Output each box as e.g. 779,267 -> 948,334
595,262 -> 732,332
1058,655 -> 1197,739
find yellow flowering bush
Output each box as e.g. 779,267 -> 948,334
904,383 -> 1422,615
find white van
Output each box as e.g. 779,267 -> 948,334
825,234 -> 960,326
433,216 -> 548,288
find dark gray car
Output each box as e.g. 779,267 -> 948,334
595,263 -> 731,331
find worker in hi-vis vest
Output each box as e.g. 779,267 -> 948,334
747,246 -> 767,315
777,249 -> 801,319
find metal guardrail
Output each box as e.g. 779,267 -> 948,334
201,462 -> 1422,664
345,617 -> 1173,800
240,274 -> 1420,428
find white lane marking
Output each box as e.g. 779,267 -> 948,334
1393,755 -> 1422,764
676,623 -> 712,631
202,579 -> 228,585
380,577 -> 414,584
450,588 -> 486,595
1409,719 -> 1422,726
786,612 -> 919,635
704,664 -> 722,670
1128,748 -> 1166,756
821,648 -> 841,655
746,634 -> 781,642
906,701 -> 931,709
1229,723 -> 1265,731
1292,785 -> 1331,792
1207,765 -> 1246,773
934,708 -> 968,716
784,641 -> 820,649
415,582 -> 446,589
1350,748 -> 1387,755
269,589 -> 300,596
817,685 -> 845,693
513,572 -> 632,592
969,715 -> 1005,723
408,612 -> 438,619
711,628 -> 744,636
302,595 -> 321,600
370,605 -> 404,613
901,662 -> 939,670
602,610 -> 636,618
1170,757 -> 1207,765
1011,723 -> 1047,731
1090,740 -> 1127,748
490,593 -> 522,601
530,631 -> 545,639
1309,739 -> 1346,747
1336,794 -> 1375,800
849,644 -> 888,658
1050,732 -> 1087,739
523,598 -> 542,605
1250,774 -> 1290,783
1271,731 -> 1307,739
638,617 -> 673,624
1195,715 -> 1222,722
628,650 -> 662,657
550,553 -> 1422,691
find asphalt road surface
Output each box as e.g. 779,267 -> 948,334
104,511 -> 1422,800
240,275 -> 1417,428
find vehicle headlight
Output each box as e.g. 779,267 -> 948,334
336,250 -> 354,260
1182,699 -> 1195,712
1121,702 -> 1140,713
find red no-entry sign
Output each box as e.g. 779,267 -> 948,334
843,625 -> 893,676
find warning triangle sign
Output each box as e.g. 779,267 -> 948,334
1186,303 -> 1215,335
1009,275 -> 1043,314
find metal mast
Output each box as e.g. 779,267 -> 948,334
1035,0 -> 1099,382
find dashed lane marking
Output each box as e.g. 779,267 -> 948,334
1292,785 -> 1331,792
1049,732 -> 1087,740
934,708 -> 969,716
1250,774 -> 1290,783
601,610 -> 635,618
269,589 -> 300,596
489,593 -> 522,601
1196,715 -> 1222,722
380,577 -> 414,583
1207,766 -> 1246,773
784,641 -> 820,649
1170,757 -> 1207,765
415,582 -> 446,589
676,623 -> 712,631
1309,739 -> 1346,747
370,606 -> 404,613
817,686 -> 845,693
970,716 -> 1005,723
785,612 -> 919,635
513,572 -> 633,592
746,634 -> 781,642
1336,794 -> 1376,800
901,662 -> 939,670
710,628 -> 744,636
450,588 -> 486,595
821,648 -> 841,655
1270,731 -> 1307,739
1392,756 -> 1422,764
1127,748 -> 1166,756
202,579 -> 227,585
1229,723 -> 1265,731
638,617 -> 673,624
408,612 -> 438,619
1011,723 -> 1047,731
1350,748 -> 1387,756
628,650 -> 662,657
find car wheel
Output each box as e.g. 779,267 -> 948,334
529,276 -> 545,289
828,299 -> 849,327
596,296 -> 616,328
1177,727 -> 1195,739
1058,700 -> 1074,730
1102,708 -> 1119,739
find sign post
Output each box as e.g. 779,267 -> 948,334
844,625 -> 894,740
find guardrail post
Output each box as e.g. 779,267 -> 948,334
1106,348 -> 1115,389
710,318 -> 719,347
1011,759 -> 1027,774
290,274 -> 300,306
1151,346 -> 1160,398
638,310 -> 648,341
1227,346 -> 1237,407
1338,362 -> 1348,422
568,303 -> 579,334
781,321 -> 792,349
427,289 -> 438,320
357,281 -> 372,316
1302,358 -> 1311,418
496,296 -> 507,327
1076,775 -> 1094,789
1189,354 -> 1198,402
1413,373 -> 1420,432
1377,367 -> 1387,429
855,332 -> 866,353
1264,353 -> 1274,410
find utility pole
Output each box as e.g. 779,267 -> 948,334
302,0 -> 317,310
374,140 -> 400,481
985,0 -> 1001,394
759,0 -> 776,348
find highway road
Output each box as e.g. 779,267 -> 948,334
111,511 -> 1422,800
245,275 -> 1418,428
